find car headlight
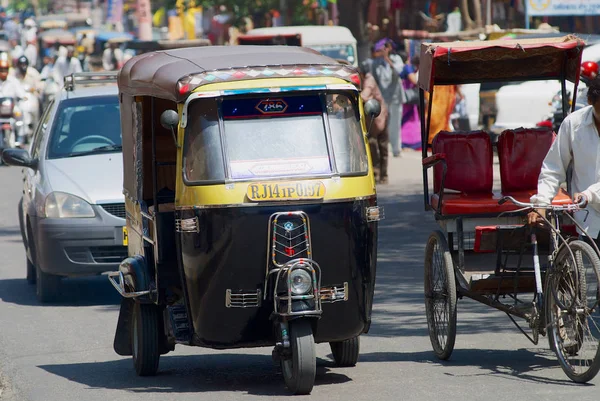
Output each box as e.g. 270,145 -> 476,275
289,269 -> 312,295
45,192 -> 95,218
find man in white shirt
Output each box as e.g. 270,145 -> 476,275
529,76 -> 600,242
102,42 -> 124,71
0,59 -> 26,99
53,46 -> 82,83
23,38 -> 37,69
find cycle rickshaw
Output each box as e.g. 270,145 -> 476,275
107,45 -> 383,394
419,35 -> 600,382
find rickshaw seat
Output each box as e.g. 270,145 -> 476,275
431,188 -> 572,215
430,130 -> 493,195
497,127 -> 556,193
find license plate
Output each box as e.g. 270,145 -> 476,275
122,226 -> 128,246
247,181 -> 326,202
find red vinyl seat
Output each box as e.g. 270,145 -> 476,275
431,188 -> 572,215
497,127 -> 556,193
426,128 -> 571,216
427,130 -> 494,215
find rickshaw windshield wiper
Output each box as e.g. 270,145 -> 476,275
66,144 -> 123,158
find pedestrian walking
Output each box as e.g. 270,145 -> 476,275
400,55 -> 421,150
360,62 -> 389,184
363,38 -> 405,157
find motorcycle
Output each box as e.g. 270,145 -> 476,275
537,85 -> 588,132
0,96 -> 24,163
19,83 -> 40,143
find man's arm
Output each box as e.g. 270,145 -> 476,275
531,119 -> 573,205
582,183 -> 600,205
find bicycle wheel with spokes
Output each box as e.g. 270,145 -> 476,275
424,230 -> 457,360
546,239 -> 600,383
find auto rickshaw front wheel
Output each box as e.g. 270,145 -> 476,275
132,302 -> 160,376
280,319 -> 316,395
330,336 -> 360,367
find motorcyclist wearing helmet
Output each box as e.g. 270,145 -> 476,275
0,59 -> 26,99
0,59 -> 27,147
11,55 -> 42,94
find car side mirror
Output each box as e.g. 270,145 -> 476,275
160,109 -> 179,148
364,99 -> 381,118
2,148 -> 37,170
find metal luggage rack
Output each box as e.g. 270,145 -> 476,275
64,72 -> 118,91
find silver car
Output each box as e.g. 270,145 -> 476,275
2,74 -> 125,302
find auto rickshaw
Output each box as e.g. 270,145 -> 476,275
108,45 -> 383,394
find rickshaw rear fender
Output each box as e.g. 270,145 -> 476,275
118,254 -> 152,298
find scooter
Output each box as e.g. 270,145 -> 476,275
536,85 -> 587,131
0,96 -> 24,164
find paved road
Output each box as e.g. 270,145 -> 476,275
0,152 -> 599,401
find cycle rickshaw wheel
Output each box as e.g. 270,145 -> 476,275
546,239 -> 600,383
424,230 -> 457,360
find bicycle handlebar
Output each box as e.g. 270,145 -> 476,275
498,195 -> 587,210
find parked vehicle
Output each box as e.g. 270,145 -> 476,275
1,72 -> 125,303
107,46 -> 382,394
419,35 -> 600,383
493,40 -> 600,132
239,26 -> 358,67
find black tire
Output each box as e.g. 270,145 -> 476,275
281,320 -> 316,395
26,258 -> 35,284
546,240 -> 600,383
330,336 -> 360,367
424,230 -> 457,360
131,302 -> 160,376
35,263 -> 60,303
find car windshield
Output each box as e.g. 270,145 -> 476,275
47,95 -> 121,159
183,93 -> 367,183
310,44 -> 355,65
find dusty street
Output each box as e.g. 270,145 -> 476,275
0,151 -> 598,400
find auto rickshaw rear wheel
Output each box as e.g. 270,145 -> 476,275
280,319 -> 316,395
132,302 -> 160,376
329,336 -> 360,367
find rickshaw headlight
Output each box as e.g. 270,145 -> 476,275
289,269 -> 312,295
45,192 -> 95,218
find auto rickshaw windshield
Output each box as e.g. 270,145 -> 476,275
183,92 -> 367,184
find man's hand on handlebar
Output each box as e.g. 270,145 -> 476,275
574,192 -> 589,208
527,209 -> 547,226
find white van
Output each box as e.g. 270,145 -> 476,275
241,25 -> 358,67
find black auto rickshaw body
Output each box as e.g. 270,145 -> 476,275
108,45 -> 383,394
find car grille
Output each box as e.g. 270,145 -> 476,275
89,246 -> 128,264
65,246 -> 127,264
100,203 -> 126,219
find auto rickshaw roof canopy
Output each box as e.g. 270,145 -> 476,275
118,45 -> 356,103
418,34 -> 585,92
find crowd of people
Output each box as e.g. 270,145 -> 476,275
359,37 -> 467,185
0,12 -> 129,146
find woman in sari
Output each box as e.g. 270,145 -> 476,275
426,84 -> 457,145
400,56 -> 421,150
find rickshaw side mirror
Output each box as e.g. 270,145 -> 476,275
160,109 -> 179,130
160,109 -> 180,148
364,99 -> 381,118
